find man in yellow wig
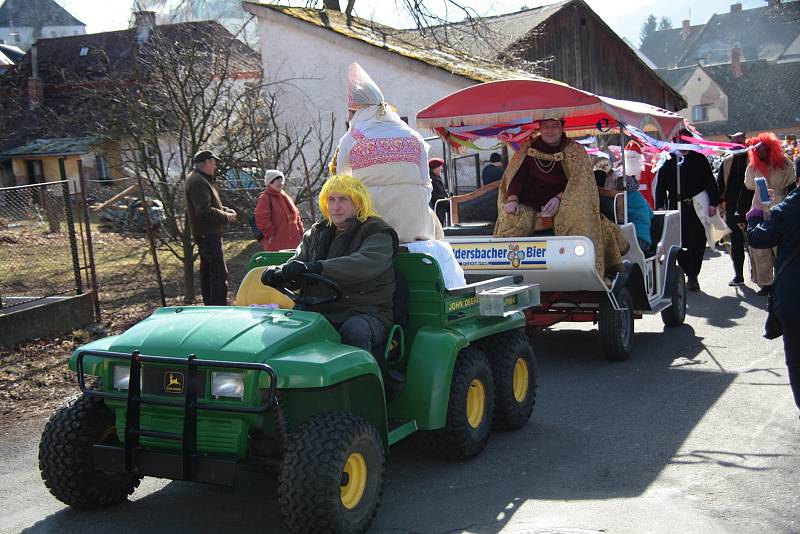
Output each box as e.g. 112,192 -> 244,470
261,175 -> 399,369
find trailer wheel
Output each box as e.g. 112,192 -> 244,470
414,346 -> 495,460
278,412 -> 384,534
661,264 -> 687,327
479,331 -> 537,431
599,287 -> 634,361
38,394 -> 141,508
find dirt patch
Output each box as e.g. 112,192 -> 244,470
0,304 -> 157,426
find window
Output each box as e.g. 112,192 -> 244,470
95,154 -> 110,181
692,104 -> 709,122
79,47 -> 89,56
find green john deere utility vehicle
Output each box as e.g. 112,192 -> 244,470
39,250 -> 540,534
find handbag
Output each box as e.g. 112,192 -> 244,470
763,246 -> 800,339
764,289 -> 782,339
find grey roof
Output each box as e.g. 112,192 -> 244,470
0,21 -> 261,154
678,1 -> 800,67
640,1 -> 800,69
655,66 -> 696,91
694,60 -> 800,137
0,43 -> 23,62
639,25 -> 705,69
0,0 -> 84,28
2,137 -> 102,157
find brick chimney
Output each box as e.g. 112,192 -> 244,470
768,0 -> 781,8
681,19 -> 691,39
730,3 -> 742,14
731,45 -> 742,78
27,43 -> 43,110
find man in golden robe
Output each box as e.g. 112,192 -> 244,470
494,118 -> 628,282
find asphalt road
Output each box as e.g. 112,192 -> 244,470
1,249 -> 798,534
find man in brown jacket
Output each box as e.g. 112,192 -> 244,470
185,150 -> 237,305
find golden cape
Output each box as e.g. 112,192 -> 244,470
494,136 -> 627,279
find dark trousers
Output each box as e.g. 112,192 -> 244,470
780,314 -> 800,410
678,202 -> 707,279
725,209 -> 745,279
197,234 -> 228,306
337,314 -> 387,372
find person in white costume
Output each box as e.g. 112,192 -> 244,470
331,63 -> 439,243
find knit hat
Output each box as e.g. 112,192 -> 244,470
428,158 -> 445,170
264,169 -> 285,184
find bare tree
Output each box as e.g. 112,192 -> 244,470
96,22 -> 333,303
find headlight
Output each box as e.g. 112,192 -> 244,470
574,245 -> 585,257
211,372 -> 244,399
113,366 -> 130,390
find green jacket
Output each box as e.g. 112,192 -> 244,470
185,169 -> 234,238
291,217 -> 399,327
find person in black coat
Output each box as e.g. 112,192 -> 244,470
716,132 -> 753,286
655,149 -> 721,291
747,182 -> 800,412
481,152 -> 503,186
428,158 -> 448,225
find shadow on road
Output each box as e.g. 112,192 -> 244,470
22,325 -> 739,534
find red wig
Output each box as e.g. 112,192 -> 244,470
746,132 -> 786,176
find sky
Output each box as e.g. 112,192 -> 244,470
54,0 -> 768,47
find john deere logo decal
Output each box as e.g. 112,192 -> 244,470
164,372 -> 184,393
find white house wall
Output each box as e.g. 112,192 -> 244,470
252,7 -> 474,157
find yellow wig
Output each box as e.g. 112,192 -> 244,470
319,175 -> 380,224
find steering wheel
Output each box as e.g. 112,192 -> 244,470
269,271 -> 343,307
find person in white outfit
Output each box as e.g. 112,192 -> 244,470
331,63 -> 439,243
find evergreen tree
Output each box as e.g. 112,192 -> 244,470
658,16 -> 673,30
639,14 -> 657,46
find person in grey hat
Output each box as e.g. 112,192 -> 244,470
717,131 -> 751,286
184,149 -> 237,305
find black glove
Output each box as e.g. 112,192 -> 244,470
281,260 -> 322,282
261,266 -> 286,288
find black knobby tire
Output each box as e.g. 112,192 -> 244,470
661,264 -> 687,327
414,346 -> 495,460
479,330 -> 537,431
38,394 -> 141,508
278,412 -> 385,534
599,287 -> 635,361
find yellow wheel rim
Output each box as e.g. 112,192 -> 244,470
340,452 -> 367,510
466,379 -> 486,429
512,358 -> 529,403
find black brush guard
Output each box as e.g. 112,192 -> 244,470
77,349 -> 278,486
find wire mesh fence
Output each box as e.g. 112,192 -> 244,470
2,164 -> 407,325
80,176 -> 265,318
450,153 -> 481,195
0,181 -> 83,310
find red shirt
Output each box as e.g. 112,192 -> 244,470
639,163 -> 656,209
507,136 -> 568,210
